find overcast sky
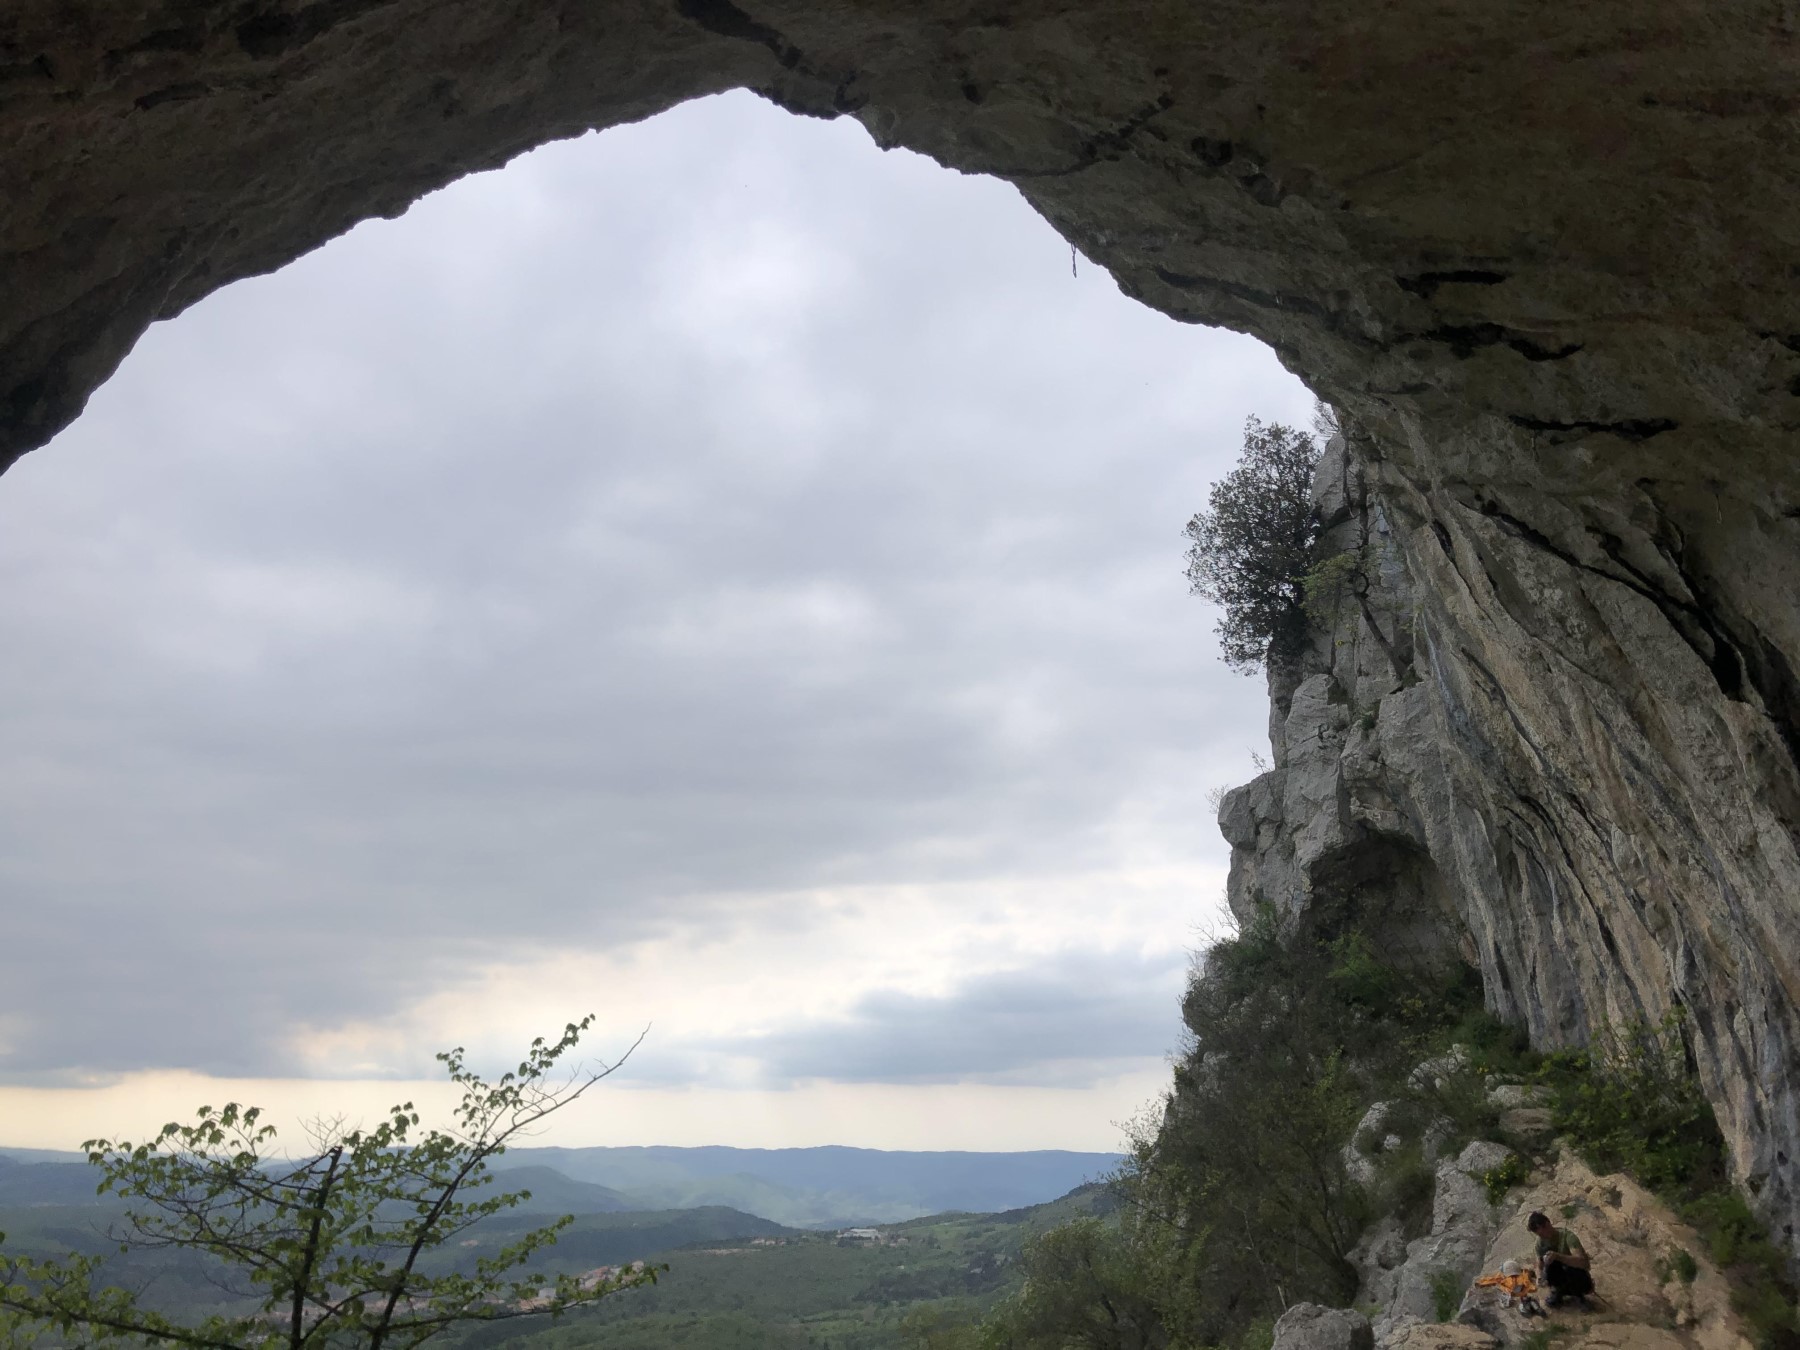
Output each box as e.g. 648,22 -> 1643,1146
0,91 -> 1312,1151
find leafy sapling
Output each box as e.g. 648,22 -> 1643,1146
0,1017 -> 651,1349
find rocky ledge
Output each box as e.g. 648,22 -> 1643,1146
1278,1143 -> 1753,1350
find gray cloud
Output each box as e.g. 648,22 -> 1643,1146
0,91 -> 1310,1088
699,950 -> 1191,1087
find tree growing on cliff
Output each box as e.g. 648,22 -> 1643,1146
1184,415 -> 1325,673
0,1018 -> 651,1349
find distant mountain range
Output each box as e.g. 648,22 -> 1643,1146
0,1145 -> 1119,1228
487,1145 -> 1121,1226
0,1151 -> 109,1206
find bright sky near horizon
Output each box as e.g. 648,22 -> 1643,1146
0,91 -> 1312,1153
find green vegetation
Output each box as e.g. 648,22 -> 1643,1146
1477,1154 -> 1530,1205
0,1134 -> 1114,1350
1679,1190 -> 1795,1349
981,1218 -> 1160,1350
1184,416 -> 1326,673
1657,1248 -> 1699,1285
432,1187 -> 1113,1350
0,1020 -> 654,1348
1301,551 -> 1363,630
977,910 -> 1502,1350
1532,1014 -> 1799,1350
1429,1268 -> 1464,1323
975,906 -> 1800,1350
1537,1015 -> 1716,1193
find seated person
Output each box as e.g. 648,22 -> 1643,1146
1528,1211 -> 1593,1306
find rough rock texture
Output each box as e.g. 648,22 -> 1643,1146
1486,1085 -> 1555,1141
1359,1140 -> 1515,1342
1461,1153 -> 1752,1350
4,0 -> 1800,1247
1383,1324 -> 1498,1350
1360,1147 -> 1752,1350
1275,1303 -> 1376,1350
1221,429 -> 1800,1244
1346,1100 -> 1403,1189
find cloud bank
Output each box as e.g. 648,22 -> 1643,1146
0,91 -> 1310,1130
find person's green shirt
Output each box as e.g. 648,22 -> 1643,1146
1537,1226 -> 1585,1263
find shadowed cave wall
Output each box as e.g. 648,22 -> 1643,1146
5,0 -> 1800,1240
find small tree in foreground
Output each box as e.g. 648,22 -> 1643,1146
1184,415 -> 1325,674
0,1018 -> 650,1349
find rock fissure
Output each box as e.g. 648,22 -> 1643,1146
1471,503 -> 1746,709
1000,95 -> 1177,178
1395,271 -> 1511,301
1418,325 -> 1585,364
674,0 -> 805,72
1504,416 -> 1682,443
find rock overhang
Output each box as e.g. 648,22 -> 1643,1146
6,1 -> 1800,479
6,0 -> 1800,1250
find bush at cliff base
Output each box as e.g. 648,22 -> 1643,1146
984,917 -> 1800,1350
1537,1015 -> 1799,1350
983,913 -> 1498,1350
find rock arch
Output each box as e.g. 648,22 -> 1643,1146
7,0 -> 1800,1238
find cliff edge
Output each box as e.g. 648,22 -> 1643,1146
1222,430 -> 1800,1248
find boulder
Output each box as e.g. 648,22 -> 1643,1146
1497,1109 -> 1555,1143
1274,1304 -> 1374,1350
1408,1049 -> 1472,1092
1346,1101 -> 1401,1188
1368,1142 -> 1514,1341
1485,1085 -> 1549,1111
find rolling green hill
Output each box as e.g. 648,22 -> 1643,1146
443,1184 -> 1117,1350
0,1147 -> 1120,1347
423,1206 -> 796,1279
476,1165 -> 637,1215
0,1154 -> 109,1207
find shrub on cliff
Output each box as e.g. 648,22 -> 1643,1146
1185,415 -> 1326,673
1542,1013 -> 1716,1193
986,916 -> 1494,1350
1539,1015 -> 1799,1350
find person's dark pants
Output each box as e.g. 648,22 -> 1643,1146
1544,1261 -> 1594,1300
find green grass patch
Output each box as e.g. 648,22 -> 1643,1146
1430,1269 -> 1464,1322
1656,1248 -> 1698,1285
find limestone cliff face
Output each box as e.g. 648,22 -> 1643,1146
1222,432 -> 1800,1246
4,0 -> 1800,1252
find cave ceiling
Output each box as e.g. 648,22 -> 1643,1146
4,0 -> 1798,490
